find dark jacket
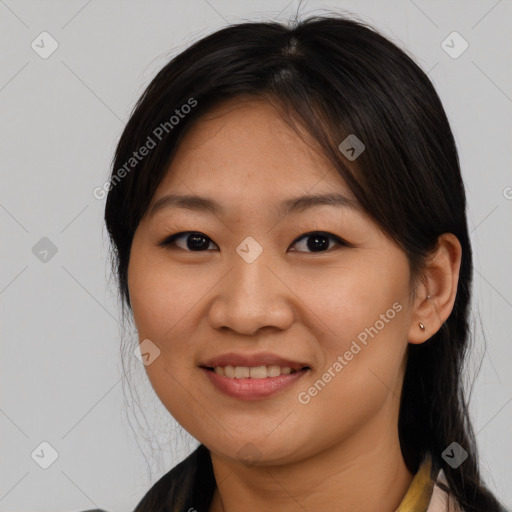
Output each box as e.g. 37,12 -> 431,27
133,443 -> 215,511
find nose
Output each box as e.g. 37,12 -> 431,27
207,244 -> 295,336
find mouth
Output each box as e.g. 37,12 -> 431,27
198,353 -> 311,400
201,365 -> 310,378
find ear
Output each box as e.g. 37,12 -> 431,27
408,233 -> 462,344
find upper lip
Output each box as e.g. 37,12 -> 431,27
200,352 -> 310,371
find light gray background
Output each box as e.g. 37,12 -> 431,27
1,1 -> 511,511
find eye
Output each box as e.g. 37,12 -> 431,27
158,231 -> 218,251
289,231 -> 349,253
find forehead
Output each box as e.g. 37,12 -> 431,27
153,97 -> 356,206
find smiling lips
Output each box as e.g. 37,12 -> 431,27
200,352 -> 311,400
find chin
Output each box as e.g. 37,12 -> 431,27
196,429 -> 310,467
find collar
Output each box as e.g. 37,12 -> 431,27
395,454 -> 464,512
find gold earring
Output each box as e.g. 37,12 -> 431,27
419,322 -> 425,331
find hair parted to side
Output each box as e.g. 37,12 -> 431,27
104,12 -> 505,511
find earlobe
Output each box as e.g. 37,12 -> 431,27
408,233 -> 462,345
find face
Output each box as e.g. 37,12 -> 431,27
127,97 -> 417,466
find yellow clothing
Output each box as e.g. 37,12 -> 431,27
395,455 -> 435,512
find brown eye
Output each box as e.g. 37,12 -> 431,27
289,231 -> 349,253
158,231 -> 218,251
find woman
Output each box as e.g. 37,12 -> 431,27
102,13 -> 509,512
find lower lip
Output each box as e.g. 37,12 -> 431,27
200,367 -> 309,400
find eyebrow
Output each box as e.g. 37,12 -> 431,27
148,192 -> 361,218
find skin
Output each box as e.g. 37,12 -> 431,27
127,97 -> 462,512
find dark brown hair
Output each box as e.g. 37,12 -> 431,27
104,13 -> 506,511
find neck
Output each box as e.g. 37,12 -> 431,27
208,415 -> 413,512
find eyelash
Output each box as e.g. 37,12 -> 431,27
157,230 -> 352,253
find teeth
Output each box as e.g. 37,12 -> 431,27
249,366 -> 267,379
267,365 -> 281,377
212,365 -> 298,378
235,366 -> 250,378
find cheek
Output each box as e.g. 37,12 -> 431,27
288,251 -> 410,350
128,247 -> 201,341
127,248 -> 213,400
129,271 -> 204,396
291,254 -> 410,411
128,252 -> 207,430
291,256 -> 410,433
